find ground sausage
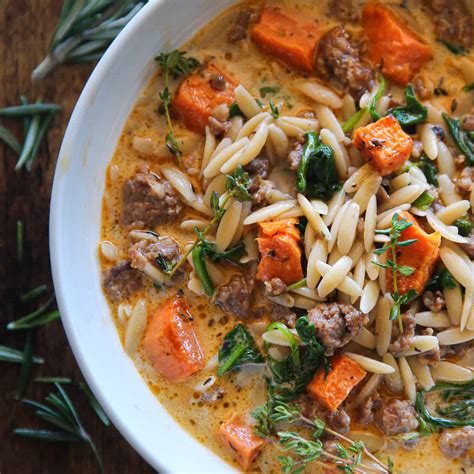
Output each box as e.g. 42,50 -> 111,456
389,311 -> 416,355
327,0 -> 361,23
463,114 -> 474,132
129,233 -> 181,273
425,0 -> 473,49
228,9 -> 252,43
245,157 -> 273,205
375,399 -> 419,436
264,277 -> 287,296
214,273 -> 255,319
122,167 -> 183,229
102,260 -> 143,302
315,25 -> 373,99
455,166 -> 473,195
439,427 -> 474,459
422,290 -> 446,312
300,395 -> 351,434
307,303 -> 369,354
287,141 -> 303,171
417,346 -> 441,366
357,394 -> 384,425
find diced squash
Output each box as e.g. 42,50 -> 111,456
250,4 -> 320,72
387,212 -> 441,295
143,296 -> 204,382
256,218 -> 304,285
219,414 -> 266,471
362,3 -> 432,85
172,62 -> 237,134
353,115 -> 413,176
307,355 -> 367,412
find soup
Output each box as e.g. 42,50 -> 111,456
99,1 -> 474,472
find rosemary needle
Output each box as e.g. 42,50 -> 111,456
16,220 -> 24,262
0,103 -> 62,117
0,345 -> 44,364
0,125 -> 21,153
17,332 -> 35,400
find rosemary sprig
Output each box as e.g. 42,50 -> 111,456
373,213 -> 418,331
169,165 -> 251,277
35,376 -> 72,384
17,332 -> 35,399
32,0 -> 147,81
155,50 -> 199,165
20,284 -> 49,303
0,345 -> 44,364
8,294 -> 60,330
16,220 -> 24,262
15,383 -> 103,473
0,99 -> 61,171
79,382 -> 110,426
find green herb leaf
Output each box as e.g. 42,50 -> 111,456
20,284 -> 48,303
270,100 -> 280,119
453,218 -> 472,237
419,155 -> 439,186
228,102 -> 243,118
79,383 -> 110,426
260,86 -> 280,97
218,324 -> 263,376
16,220 -> 24,262
464,83 -> 474,93
226,165 -> 252,202
342,107 -> 367,133
368,76 -> 386,121
155,50 -> 200,79
14,428 -> 82,443
0,345 -> 44,364
0,125 -> 21,154
0,103 -> 62,117
35,376 -> 71,384
17,332 -> 35,399
442,112 -> 474,165
437,39 -> 467,55
390,85 -> 427,129
412,191 -> 435,211
425,268 -> 457,291
192,245 -> 214,296
296,131 -> 340,201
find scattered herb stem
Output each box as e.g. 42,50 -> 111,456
0,125 -> 22,153
286,278 -> 307,291
20,284 -> 48,303
7,295 -> 59,330
0,345 -> 44,364
79,383 -> 110,427
16,220 -> 24,262
17,332 -> 34,400
0,103 -> 62,117
35,376 -> 72,384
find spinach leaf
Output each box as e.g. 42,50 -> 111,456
412,191 -> 435,211
453,218 -> 472,237
296,131 -> 340,201
437,39 -> 467,55
368,76 -> 386,121
228,102 -> 243,118
425,268 -> 457,292
192,244 -> 214,296
269,100 -> 280,119
218,324 -> 264,376
194,228 -> 245,263
442,113 -> 474,165
464,83 -> 474,93
260,86 -> 280,97
416,380 -> 474,429
342,107 -> 366,133
418,155 -> 439,186
389,85 -> 427,129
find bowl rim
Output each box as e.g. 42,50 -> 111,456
49,1 -> 235,471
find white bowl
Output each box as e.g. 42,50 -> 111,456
49,1 -> 238,471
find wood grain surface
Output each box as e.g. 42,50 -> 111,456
0,1 -> 154,472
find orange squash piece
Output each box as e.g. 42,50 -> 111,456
143,296 -> 204,382
353,115 -> 413,176
219,414 -> 266,471
172,62 -> 237,134
256,218 -> 304,285
307,355 -> 367,412
362,3 -> 433,85
251,4 -> 320,72
387,212 -> 441,295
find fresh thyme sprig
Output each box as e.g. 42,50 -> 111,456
373,212 -> 418,331
15,383 -> 104,473
155,50 -> 200,165
253,399 -> 390,474
0,100 -> 61,171
169,165 -> 251,277
32,0 -> 147,81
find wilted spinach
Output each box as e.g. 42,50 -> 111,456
453,218 -> 472,237
217,324 -> 264,376
425,268 -> 458,292
412,191 -> 435,211
418,155 -> 439,186
442,113 -> 474,165
296,131 -> 340,200
389,85 -> 427,129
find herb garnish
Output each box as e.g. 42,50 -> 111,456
217,324 -> 264,376
253,398 -> 390,473
15,383 -> 104,473
8,294 -> 60,330
437,39 -> 467,55
418,155 -> 438,186
32,1 -> 147,81
228,102 -> 243,118
389,85 -> 427,130
79,382 -> 110,427
464,83 -> 474,93
411,190 -> 435,211
416,380 -> 474,429
169,166 -> 251,277
373,213 -> 418,330
442,112 -> 474,165
0,100 -> 61,171
270,100 -> 280,119
425,268 -> 457,292
453,218 -> 472,237
260,86 -> 280,97
155,50 -> 200,164
0,345 -> 44,364
296,131 -> 340,201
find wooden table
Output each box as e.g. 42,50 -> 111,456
0,1 -> 154,472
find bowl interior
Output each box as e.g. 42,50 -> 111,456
50,1 -> 237,471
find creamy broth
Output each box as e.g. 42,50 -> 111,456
100,1 -> 474,472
